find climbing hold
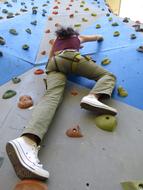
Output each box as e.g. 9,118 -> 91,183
106,13 -> 110,17
91,13 -> 97,16
82,18 -> 88,22
123,17 -> 129,23
0,37 -> 6,45
101,58 -> 111,65
2,90 -> 17,99
20,8 -> 28,12
97,36 -> 104,42
48,16 -> 53,20
12,77 -> 21,84
0,16 -> 4,20
69,14 -> 74,18
0,51 -> 3,57
80,4 -> 84,7
45,29 -> 50,33
14,179 -> 48,190
74,24 -> 81,27
96,24 -> 101,29
22,44 -> 29,50
95,114 -> 117,132
137,46 -> 143,52
18,95 -> 33,109
53,6 -> 59,9
31,20 -> 37,25
32,9 -> 37,14
75,10 -> 78,13
111,22 -> 119,26
70,88 -> 78,96
117,86 -> 128,97
2,9 -> 8,14
130,34 -> 136,39
25,28 -> 32,34
9,29 -> 18,35
41,51 -> 46,55
52,11 -> 58,15
34,69 -> 44,75
66,7 -> 70,10
113,31 -> 120,37
84,8 -> 89,11
7,13 -> 14,19
66,125 -> 83,137
121,181 -> 143,190
55,23 -> 61,27
108,17 -> 113,21
15,13 -> 20,16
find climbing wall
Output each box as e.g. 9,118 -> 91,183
0,0 -> 143,190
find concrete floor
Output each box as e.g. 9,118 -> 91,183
0,68 -> 143,190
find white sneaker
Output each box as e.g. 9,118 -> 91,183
80,94 -> 117,115
6,136 -> 49,180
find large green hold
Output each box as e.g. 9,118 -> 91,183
121,181 -> 143,190
95,114 -> 117,132
2,90 -> 17,99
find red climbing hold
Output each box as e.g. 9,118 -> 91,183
34,69 -> 44,75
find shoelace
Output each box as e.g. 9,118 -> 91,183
32,145 -> 43,168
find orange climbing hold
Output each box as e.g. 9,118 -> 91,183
34,69 -> 44,75
66,125 -> 83,138
14,179 -> 48,190
18,95 -> 33,109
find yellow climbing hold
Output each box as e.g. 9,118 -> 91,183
95,114 -> 117,132
117,86 -> 128,97
101,58 -> 111,65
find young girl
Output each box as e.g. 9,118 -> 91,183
6,26 -> 117,181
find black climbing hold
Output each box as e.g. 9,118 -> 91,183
9,29 -> 18,35
25,28 -> 32,34
22,44 -> 29,50
30,20 -> 37,25
0,36 -> 6,45
0,51 -> 3,57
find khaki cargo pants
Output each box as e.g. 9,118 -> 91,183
23,50 -> 116,141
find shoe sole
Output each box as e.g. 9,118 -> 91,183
80,102 -> 117,116
6,142 -> 47,181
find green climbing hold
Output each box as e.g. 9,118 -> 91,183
130,34 -> 136,39
74,24 -> 81,27
80,4 -> 84,7
22,44 -> 29,50
108,17 -> 113,21
101,58 -> 111,65
2,90 -> 17,99
111,22 -> 119,26
84,8 -> 89,11
0,37 -> 5,45
96,24 -> 101,29
82,18 -> 88,22
91,13 -> 97,17
117,86 -> 128,97
95,114 -> 117,132
12,77 -> 21,84
121,181 -> 143,190
25,28 -> 32,34
9,29 -> 18,35
113,31 -> 120,37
